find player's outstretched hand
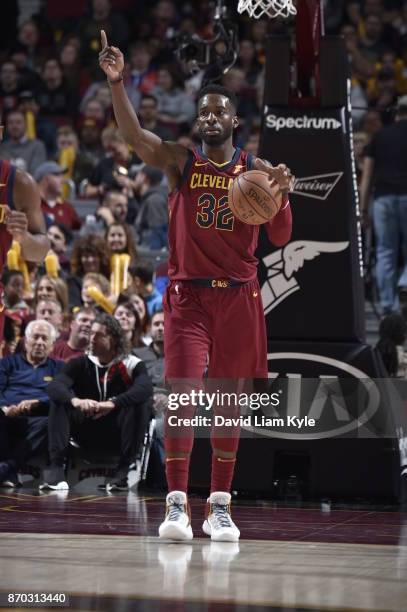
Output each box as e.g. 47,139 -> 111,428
254,158 -> 295,194
99,30 -> 124,81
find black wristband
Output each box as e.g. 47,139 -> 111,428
108,75 -> 123,85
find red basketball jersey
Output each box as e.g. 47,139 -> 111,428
168,146 -> 291,282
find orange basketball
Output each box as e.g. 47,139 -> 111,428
228,170 -> 282,225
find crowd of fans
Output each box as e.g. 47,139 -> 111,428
1,0 -> 407,488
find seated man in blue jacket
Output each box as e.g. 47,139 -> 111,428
0,320 -> 63,487
41,313 -> 153,492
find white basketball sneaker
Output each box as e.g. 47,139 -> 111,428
159,491 -> 193,541
202,491 -> 240,542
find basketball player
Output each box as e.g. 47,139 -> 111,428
99,31 -> 294,542
0,126 -> 50,346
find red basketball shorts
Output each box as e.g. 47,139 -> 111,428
163,279 -> 268,380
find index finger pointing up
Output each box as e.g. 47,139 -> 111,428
101,29 -> 108,48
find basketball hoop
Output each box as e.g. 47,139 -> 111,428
237,0 -> 297,20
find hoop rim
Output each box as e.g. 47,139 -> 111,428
237,0 -> 297,20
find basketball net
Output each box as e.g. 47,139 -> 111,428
237,0 -> 296,20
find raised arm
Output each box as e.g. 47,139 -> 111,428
99,30 -> 188,190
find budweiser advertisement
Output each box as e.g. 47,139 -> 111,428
258,105 -> 364,343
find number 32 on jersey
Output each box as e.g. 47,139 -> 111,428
196,193 -> 234,231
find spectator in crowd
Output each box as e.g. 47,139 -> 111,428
222,67 -> 259,130
46,223 -> 72,273
51,307 -> 95,362
244,127 -> 260,156
106,222 -> 138,266
354,131 -> 369,183
1,311 -> 25,357
81,272 -> 112,310
360,109 -> 383,140
68,234 -> 111,307
359,14 -> 388,65
85,128 -> 141,199
114,300 -> 144,350
0,320 -> 62,487
80,189 -> 132,235
134,165 -> 168,249
134,310 -> 166,489
350,78 -> 369,128
17,20 -> 45,73
34,275 -> 69,315
345,0 -> 362,25
38,58 -> 78,130
134,310 -> 165,391
360,95 -> 407,315
80,82 -> 113,123
54,126 -> 80,201
81,98 -> 107,125
0,61 -> 21,116
367,49 -> 407,97
138,94 -> 173,140
0,109 -> 47,174
130,261 -> 163,316
35,299 -> 64,339
1,270 -> 29,314
355,0 -> 399,50
56,126 -> 79,155
77,0 -> 130,80
59,41 -> 91,99
10,47 -> 41,92
99,189 -> 129,225
150,0 -> 179,41
248,18 -> 268,64
151,66 -> 196,127
17,89 -> 54,153
376,313 -> 407,377
35,161 -> 82,231
95,81 -> 114,109
367,66 -> 398,121
42,313 -> 152,491
120,292 -> 151,345
124,44 -> 158,111
235,40 -> 263,87
341,22 -> 376,81
73,118 -> 104,188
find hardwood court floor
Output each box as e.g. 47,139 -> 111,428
0,491 -> 406,611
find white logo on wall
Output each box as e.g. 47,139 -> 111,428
265,114 -> 342,131
292,172 -> 343,201
262,241 -> 349,314
241,353 -> 380,440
